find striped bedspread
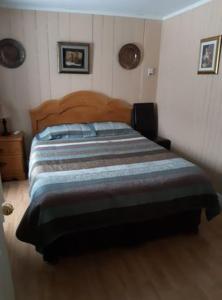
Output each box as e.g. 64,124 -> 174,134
16,129 -> 220,252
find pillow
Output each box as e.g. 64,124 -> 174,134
37,123 -> 96,141
92,122 -> 132,136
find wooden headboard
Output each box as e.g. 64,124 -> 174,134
30,91 -> 132,135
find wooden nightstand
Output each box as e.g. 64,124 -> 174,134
0,132 -> 26,181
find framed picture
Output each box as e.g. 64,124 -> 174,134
198,35 -> 222,74
58,42 -> 90,74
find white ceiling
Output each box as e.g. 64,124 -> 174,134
0,0 -> 210,20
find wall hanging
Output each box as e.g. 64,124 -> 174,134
198,35 -> 221,74
118,43 -> 141,70
0,38 -> 26,68
58,42 -> 90,74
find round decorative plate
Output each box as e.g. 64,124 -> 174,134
118,43 -> 141,70
0,38 -> 26,68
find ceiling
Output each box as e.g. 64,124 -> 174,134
0,0 -> 210,20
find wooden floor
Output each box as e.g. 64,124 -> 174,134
3,180 -> 222,300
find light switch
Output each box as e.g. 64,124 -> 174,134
147,68 -> 155,77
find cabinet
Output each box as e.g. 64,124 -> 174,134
0,133 -> 26,181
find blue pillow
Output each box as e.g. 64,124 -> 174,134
92,122 -> 132,136
37,124 -> 96,141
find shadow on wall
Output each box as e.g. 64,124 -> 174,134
172,147 -> 222,193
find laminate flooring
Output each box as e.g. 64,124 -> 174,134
3,180 -> 222,300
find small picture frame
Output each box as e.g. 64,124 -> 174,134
58,42 -> 90,74
198,35 -> 222,74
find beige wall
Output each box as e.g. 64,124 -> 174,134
0,8 -> 162,143
156,0 -> 222,191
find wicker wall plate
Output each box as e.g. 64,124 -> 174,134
118,43 -> 141,70
0,39 -> 26,68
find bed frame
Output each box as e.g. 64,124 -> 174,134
42,209 -> 201,263
30,90 -> 132,135
29,91 -> 201,263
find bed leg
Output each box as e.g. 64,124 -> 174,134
43,252 -> 59,264
191,226 -> 199,234
184,225 -> 199,235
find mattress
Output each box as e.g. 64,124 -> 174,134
16,127 -> 220,253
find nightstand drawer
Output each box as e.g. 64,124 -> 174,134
0,141 -> 23,155
0,133 -> 26,181
0,155 -> 25,180
0,169 -> 26,181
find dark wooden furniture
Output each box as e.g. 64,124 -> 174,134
132,103 -> 157,139
132,102 -> 171,150
0,132 -> 26,181
150,136 -> 171,150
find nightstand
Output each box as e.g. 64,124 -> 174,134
139,131 -> 171,150
0,132 -> 26,181
152,136 -> 171,151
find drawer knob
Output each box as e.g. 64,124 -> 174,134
2,203 -> 14,216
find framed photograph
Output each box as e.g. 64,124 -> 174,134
198,35 -> 222,74
58,42 -> 90,74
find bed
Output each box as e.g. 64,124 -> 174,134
16,91 -> 220,262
